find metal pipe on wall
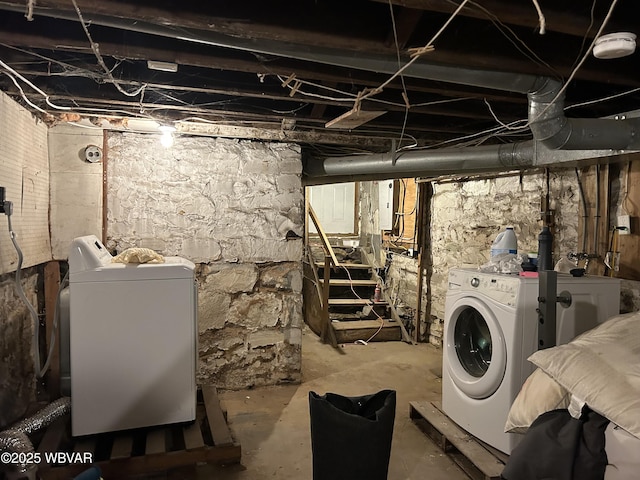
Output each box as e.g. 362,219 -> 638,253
575,168 -> 588,254
594,164 -> 600,258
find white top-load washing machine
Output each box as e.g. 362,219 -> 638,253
442,268 -> 620,454
68,235 -> 197,436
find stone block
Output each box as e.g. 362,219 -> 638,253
200,263 -> 258,293
260,263 -> 303,292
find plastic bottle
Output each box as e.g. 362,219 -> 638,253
537,226 -> 553,271
373,282 -> 382,302
490,227 -> 518,258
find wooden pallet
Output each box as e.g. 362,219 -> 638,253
37,386 -> 241,480
409,400 -> 506,480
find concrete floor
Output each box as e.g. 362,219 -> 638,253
195,327 -> 469,480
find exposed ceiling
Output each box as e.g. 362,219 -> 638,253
0,0 -> 638,159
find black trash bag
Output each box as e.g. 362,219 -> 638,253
501,407 -> 609,480
309,389 -> 396,480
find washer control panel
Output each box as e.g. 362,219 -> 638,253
448,269 -> 520,307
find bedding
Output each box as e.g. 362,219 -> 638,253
505,367 -> 570,434
528,311 -> 640,438
503,311 -> 640,480
502,406 -> 609,480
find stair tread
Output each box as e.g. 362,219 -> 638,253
328,298 -> 388,306
319,279 -> 378,286
332,319 -> 398,330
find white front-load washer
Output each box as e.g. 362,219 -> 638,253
442,268 -> 620,454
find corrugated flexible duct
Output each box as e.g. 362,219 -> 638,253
0,397 -> 71,479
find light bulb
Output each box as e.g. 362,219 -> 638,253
160,131 -> 174,147
158,125 -> 176,148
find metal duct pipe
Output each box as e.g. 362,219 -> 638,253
0,397 -> 71,479
528,78 -> 640,151
304,142 -> 535,183
10,397 -> 71,435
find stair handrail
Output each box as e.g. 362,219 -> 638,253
308,204 -> 340,268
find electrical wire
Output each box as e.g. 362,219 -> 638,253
446,0 -> 558,77
5,212 -> 64,379
1,68 -> 48,114
336,263 -> 386,344
361,0 -> 472,104
571,0 -> 599,70
388,0 -> 411,150
530,0 -> 546,34
70,0 -> 147,98
0,58 -> 71,110
565,87 -> 640,111
483,98 -> 524,131
528,0 -> 620,127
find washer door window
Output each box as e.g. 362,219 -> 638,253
455,308 -> 492,377
445,296 -> 506,399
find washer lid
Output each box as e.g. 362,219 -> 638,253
70,256 -> 195,282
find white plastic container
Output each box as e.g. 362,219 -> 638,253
490,227 -> 518,258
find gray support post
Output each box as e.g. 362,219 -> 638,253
537,271 -> 557,350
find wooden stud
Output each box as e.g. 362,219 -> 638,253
44,261 -> 61,398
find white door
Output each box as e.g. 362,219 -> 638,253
308,183 -> 356,234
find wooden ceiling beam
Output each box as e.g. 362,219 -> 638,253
0,31 -> 527,105
5,62 -> 519,122
385,7 -> 424,49
7,90 -> 475,147
370,0 -> 624,38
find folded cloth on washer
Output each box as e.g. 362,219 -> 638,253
111,247 -> 165,264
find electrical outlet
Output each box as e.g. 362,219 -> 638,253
617,215 -> 631,235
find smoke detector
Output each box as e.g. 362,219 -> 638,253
593,32 -> 637,59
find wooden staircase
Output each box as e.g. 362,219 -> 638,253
303,204 -> 411,346
305,251 -> 402,346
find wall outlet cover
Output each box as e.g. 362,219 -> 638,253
617,214 -> 631,235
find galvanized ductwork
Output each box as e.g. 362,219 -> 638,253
304,76 -> 640,184
527,77 -> 640,151
303,142 -> 536,185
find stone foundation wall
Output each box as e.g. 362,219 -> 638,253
428,171 -> 580,344
196,261 -> 302,388
372,170 -> 584,345
106,133 -> 303,389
